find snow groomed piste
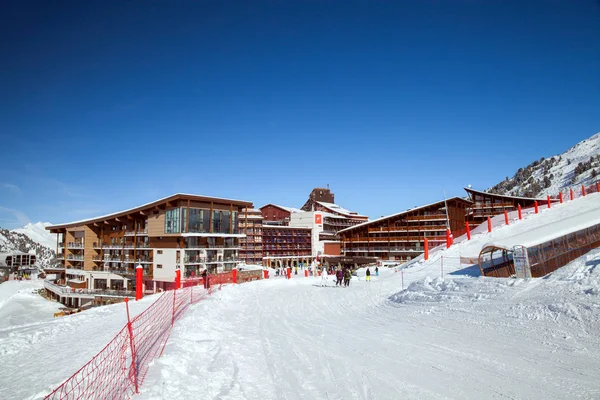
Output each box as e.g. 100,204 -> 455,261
1,187 -> 599,399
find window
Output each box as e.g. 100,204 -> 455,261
157,250 -> 163,254
165,209 -> 181,233
157,264 -> 163,269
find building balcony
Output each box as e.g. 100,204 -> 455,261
123,258 -> 153,264
66,255 -> 84,261
67,242 -> 85,249
124,230 -> 148,236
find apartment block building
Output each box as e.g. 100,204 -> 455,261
262,225 -> 312,267
338,197 -> 472,262
238,208 -> 264,265
46,194 -> 252,302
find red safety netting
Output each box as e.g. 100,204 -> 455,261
45,284 -> 214,399
44,325 -> 134,400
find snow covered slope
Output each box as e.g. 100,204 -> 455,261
1,193 -> 600,399
489,131 -> 600,197
13,222 -> 57,250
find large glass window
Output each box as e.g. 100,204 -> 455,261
181,208 -> 187,233
165,208 -> 181,233
189,209 -> 203,232
213,211 -> 222,233
221,211 -> 231,234
232,212 -> 238,234
203,210 -> 211,233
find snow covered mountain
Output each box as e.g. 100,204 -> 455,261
13,222 -> 57,250
489,131 -> 600,197
0,225 -> 57,269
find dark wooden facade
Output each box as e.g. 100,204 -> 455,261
259,204 -> 293,225
338,197 -> 472,262
464,187 -> 552,226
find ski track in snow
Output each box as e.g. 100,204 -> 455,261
137,260 -> 600,400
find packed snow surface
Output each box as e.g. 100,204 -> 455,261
1,194 -> 600,399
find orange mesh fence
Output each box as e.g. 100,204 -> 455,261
44,325 -> 134,400
44,283 -> 215,400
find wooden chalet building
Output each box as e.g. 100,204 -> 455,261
46,193 -> 252,306
338,197 -> 472,262
464,187 -> 553,226
259,204 -> 302,225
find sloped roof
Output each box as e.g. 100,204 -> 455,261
259,204 -> 303,214
464,187 -> 554,203
338,197 -> 473,234
47,193 -> 253,230
315,201 -> 368,218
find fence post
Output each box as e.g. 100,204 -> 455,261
582,185 -> 586,197
504,210 -> 509,225
597,182 -> 600,193
446,229 -> 452,248
559,192 -> 563,204
424,238 -> 429,259
570,188 -> 574,200
175,268 -> 181,290
232,268 -> 237,284
136,265 -> 143,301
401,271 -> 404,290
125,298 -> 139,394
534,201 -> 538,214
518,204 -> 522,220
465,222 -> 471,240
172,290 -> 176,327
487,217 -> 492,233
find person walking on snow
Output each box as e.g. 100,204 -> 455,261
321,267 -> 329,287
336,268 -> 343,286
343,268 -> 351,287
366,267 -> 371,282
375,266 -> 379,276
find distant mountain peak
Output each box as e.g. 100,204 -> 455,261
12,222 -> 57,250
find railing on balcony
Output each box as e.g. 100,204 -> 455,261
44,280 -> 136,298
66,242 -> 85,249
66,255 -> 85,261
123,258 -> 153,264
124,229 -> 148,236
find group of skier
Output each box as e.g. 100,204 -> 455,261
322,267 -> 353,287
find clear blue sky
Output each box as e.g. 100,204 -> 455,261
1,0 -> 599,229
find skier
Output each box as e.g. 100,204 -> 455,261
320,267 -> 329,287
366,267 -> 371,282
336,268 -> 343,286
375,266 -> 379,276
344,268 -> 351,287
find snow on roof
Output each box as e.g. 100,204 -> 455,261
259,204 -> 303,214
338,197 -> 471,234
437,192 -> 600,260
464,187 -> 553,202
48,193 -> 252,229
481,202 -> 600,251
316,202 -> 367,218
